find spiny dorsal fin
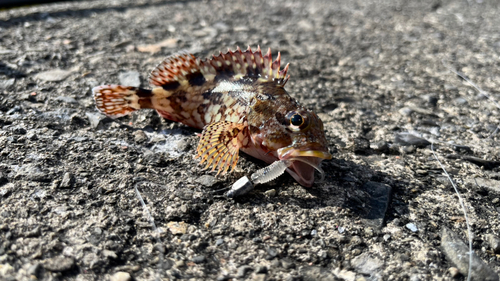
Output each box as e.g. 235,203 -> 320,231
207,46 -> 290,86
148,46 -> 290,88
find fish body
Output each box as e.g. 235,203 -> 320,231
93,46 -> 331,187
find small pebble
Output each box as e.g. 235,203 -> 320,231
350,236 -> 363,246
399,107 -> 414,116
281,258 -> 295,269
26,131 -> 37,140
255,265 -> 268,274
0,263 -> 15,276
27,263 -> 42,278
352,137 -> 370,153
409,274 -> 422,281
176,139 -> 191,152
166,221 -> 187,235
133,130 -> 148,143
394,133 -> 430,147
351,248 -> 362,256
36,69 -> 72,82
102,250 -> 118,259
56,96 -> 78,103
174,260 -> 185,268
266,247 -> 278,260
350,252 -> 384,275
191,255 -> 206,264
448,267 -> 461,278
236,265 -> 253,278
454,97 -> 468,105
363,227 -> 374,238
253,274 -> 267,281
82,253 -> 99,267
441,227 -> 498,280
7,105 -> 21,115
270,259 -> 281,268
0,78 -> 15,89
110,271 -> 132,281
86,112 -> 104,128
406,223 -> 418,232
263,189 -> 277,197
422,94 -> 438,106
59,172 -> 73,188
399,253 -> 410,262
118,70 -> 141,87
196,175 -> 217,187
370,141 -> 389,152
252,237 -> 262,243
486,234 -> 500,254
12,126 -> 26,135
453,145 -> 472,154
338,236 -> 349,244
42,256 -> 75,272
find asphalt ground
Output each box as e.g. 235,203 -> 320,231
0,0 -> 499,280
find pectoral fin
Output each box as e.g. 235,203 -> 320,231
196,121 -> 248,175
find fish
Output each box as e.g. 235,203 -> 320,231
92,46 -> 332,187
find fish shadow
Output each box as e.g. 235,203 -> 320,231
231,156 -> 411,229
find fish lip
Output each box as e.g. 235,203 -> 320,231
277,146 -> 332,160
277,146 -> 331,187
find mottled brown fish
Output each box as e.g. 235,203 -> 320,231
93,46 -> 331,187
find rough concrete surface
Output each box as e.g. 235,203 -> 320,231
1,0 -> 500,280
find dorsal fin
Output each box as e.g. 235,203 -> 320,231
208,46 -> 290,86
148,52 -> 207,87
148,46 -> 290,88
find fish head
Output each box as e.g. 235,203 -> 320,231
249,107 -> 332,187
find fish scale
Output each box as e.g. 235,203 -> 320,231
93,46 -> 331,187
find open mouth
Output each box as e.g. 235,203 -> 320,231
277,148 -> 332,187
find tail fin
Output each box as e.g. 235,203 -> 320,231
93,85 -> 152,118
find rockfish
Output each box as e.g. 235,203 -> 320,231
93,46 -> 331,187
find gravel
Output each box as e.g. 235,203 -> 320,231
35,69 -> 73,82
118,70 -> 141,88
0,0 -> 499,280
441,227 -> 499,281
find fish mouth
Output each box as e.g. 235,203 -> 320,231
277,147 -> 332,187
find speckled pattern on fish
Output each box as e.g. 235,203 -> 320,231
93,46 -> 332,187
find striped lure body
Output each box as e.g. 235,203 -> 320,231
93,46 -> 331,187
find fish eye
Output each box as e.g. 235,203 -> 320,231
286,111 -> 309,130
290,114 -> 303,126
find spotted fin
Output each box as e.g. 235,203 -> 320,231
196,121 -> 248,175
93,85 -> 153,118
148,46 -> 290,89
208,46 -> 290,86
148,52 -> 210,88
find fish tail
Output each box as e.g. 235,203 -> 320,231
92,85 -> 153,118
